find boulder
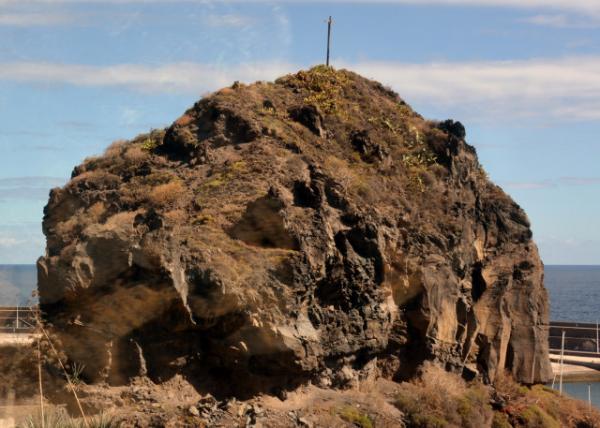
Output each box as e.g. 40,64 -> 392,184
38,67 -> 551,397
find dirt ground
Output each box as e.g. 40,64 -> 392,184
0,371 -> 407,427
69,375 -> 407,427
0,400 -> 41,428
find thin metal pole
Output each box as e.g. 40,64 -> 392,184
596,320 -> 600,354
326,16 -> 332,67
559,330 -> 566,395
16,304 -> 19,330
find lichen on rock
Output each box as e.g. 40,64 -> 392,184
37,66 -> 551,397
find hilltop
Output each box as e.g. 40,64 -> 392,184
31,67 -> 596,426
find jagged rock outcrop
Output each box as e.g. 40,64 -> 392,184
38,67 -> 551,396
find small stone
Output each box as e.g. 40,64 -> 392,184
318,375 -> 332,388
188,406 -> 199,417
297,417 -> 313,428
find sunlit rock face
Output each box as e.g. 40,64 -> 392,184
38,67 -> 551,396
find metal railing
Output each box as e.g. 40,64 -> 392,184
549,321 -> 600,358
0,306 -> 37,333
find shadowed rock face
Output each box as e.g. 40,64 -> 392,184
37,67 -> 551,397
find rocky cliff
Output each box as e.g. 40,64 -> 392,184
37,67 -> 551,397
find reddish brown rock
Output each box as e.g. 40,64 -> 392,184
37,67 -> 551,397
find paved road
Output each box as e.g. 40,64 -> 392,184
0,333 -> 36,346
550,353 -> 600,366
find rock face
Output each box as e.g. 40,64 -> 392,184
38,67 -> 551,396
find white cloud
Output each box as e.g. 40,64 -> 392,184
1,0 -> 600,15
0,60 -> 295,94
503,177 -> 600,190
0,12 -> 78,26
0,176 -> 66,201
559,177 -> 600,186
522,14 -> 570,27
348,57 -> 600,121
4,57 -> 600,121
537,236 -> 600,265
204,14 -> 255,28
0,177 -> 66,187
120,107 -> 141,126
503,181 -> 555,190
0,237 -> 23,247
0,224 -> 44,263
4,0 -> 600,30
521,13 -> 600,28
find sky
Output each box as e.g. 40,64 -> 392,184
0,0 -> 599,265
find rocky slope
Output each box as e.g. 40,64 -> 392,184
37,66 -> 551,398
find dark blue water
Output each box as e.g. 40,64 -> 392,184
561,382 -> 600,409
545,265 -> 600,323
0,264 -> 37,306
544,265 -> 600,408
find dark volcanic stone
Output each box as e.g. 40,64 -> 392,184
37,67 -> 551,397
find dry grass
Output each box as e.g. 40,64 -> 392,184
147,180 -> 186,207
124,145 -> 149,163
323,156 -> 369,198
394,366 -> 600,428
175,113 -> 194,126
69,170 -> 121,190
104,211 -> 138,229
493,370 -> 528,401
103,140 -> 128,158
20,408 -> 119,428
394,363 -> 493,428
164,209 -> 188,224
418,362 -> 468,398
278,66 -> 352,116
87,202 -> 106,221
53,216 -> 81,237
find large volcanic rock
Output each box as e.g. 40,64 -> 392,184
38,67 -> 551,395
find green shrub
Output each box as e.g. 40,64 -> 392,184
517,405 -> 560,428
411,414 -> 449,428
283,66 -> 351,115
139,129 -> 165,152
339,406 -> 373,428
67,361 -> 85,386
141,137 -> 159,151
491,413 -> 512,428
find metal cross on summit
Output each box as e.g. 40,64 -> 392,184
326,16 -> 333,67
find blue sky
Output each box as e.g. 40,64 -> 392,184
0,0 -> 599,265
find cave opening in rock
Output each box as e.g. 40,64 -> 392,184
471,262 -> 487,302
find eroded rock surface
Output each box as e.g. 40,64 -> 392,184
38,67 -> 551,397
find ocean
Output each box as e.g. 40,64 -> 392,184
544,265 -> 600,408
545,265 -> 600,323
0,264 -> 36,306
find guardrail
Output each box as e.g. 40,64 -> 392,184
549,321 -> 600,358
0,306 -> 37,333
